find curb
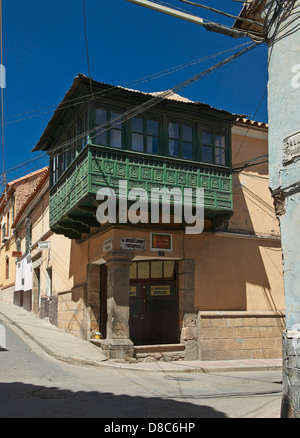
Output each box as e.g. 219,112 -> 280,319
0,308 -> 283,373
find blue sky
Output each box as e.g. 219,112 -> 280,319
2,0 -> 268,183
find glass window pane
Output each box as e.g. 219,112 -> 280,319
182,125 -> 193,141
111,110 -> 122,121
151,261 -> 163,278
95,131 -> 107,146
96,108 -> 107,126
202,130 -> 213,145
147,119 -> 158,135
215,148 -> 226,165
202,146 -> 213,163
182,142 -> 193,160
132,133 -> 144,152
132,117 -> 143,133
215,132 -> 226,149
111,129 -> 122,148
168,122 -> 179,139
130,263 -> 137,279
147,136 -> 158,154
138,262 -> 150,279
168,139 -> 179,157
164,261 -> 175,278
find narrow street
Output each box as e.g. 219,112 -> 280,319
0,317 -> 282,419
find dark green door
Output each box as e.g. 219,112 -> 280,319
129,279 -> 178,345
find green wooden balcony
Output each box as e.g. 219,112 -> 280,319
50,144 -> 233,239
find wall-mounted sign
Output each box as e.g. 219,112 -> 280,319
12,251 -> 22,258
130,286 -> 137,297
150,233 -> 172,251
38,241 -> 51,250
151,285 -> 171,296
121,237 -> 146,251
103,238 -> 113,253
283,131 -> 300,166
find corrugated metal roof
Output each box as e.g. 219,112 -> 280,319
32,74 -> 239,152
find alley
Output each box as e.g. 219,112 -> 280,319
0,316 -> 282,419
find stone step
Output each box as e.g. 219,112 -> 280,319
134,344 -> 185,362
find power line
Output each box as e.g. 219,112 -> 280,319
48,41 -> 261,157
3,41 -> 252,126
176,0 -> 264,27
233,83 -> 268,163
0,0 -> 6,196
82,0 -> 94,99
0,42 -> 256,183
127,0 -> 265,40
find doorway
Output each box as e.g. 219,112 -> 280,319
129,260 -> 178,345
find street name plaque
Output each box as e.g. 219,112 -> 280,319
283,130 -> 300,166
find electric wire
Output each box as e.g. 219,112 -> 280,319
148,0 -> 265,39
233,83 -> 268,164
4,42 -> 252,126
0,41 -> 256,186
82,0 -> 94,100
47,41 -> 261,158
0,0 -> 5,194
177,0 -> 264,27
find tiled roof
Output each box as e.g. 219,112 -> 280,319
236,117 -> 268,129
0,167 -> 49,216
11,167 -> 49,227
6,167 -> 49,187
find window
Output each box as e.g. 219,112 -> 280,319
6,213 -> 9,238
25,219 -> 32,255
168,121 -> 194,160
131,116 -> 159,154
215,131 -> 226,165
46,268 -> 52,296
95,107 -> 123,149
50,110 -> 88,186
5,257 -> 9,280
202,129 -> 213,163
201,128 -> 227,165
130,260 -> 176,280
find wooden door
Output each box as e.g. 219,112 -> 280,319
129,279 -> 178,345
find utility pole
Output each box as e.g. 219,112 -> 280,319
126,0 -> 300,418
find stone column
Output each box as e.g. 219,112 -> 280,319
178,259 -> 199,360
101,250 -> 134,360
86,264 -> 101,340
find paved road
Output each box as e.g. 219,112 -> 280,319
0,317 -> 283,419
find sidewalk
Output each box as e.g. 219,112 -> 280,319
0,301 -> 283,373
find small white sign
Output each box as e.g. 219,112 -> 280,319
38,241 -> 51,250
120,237 -> 146,251
0,324 -> 6,350
103,238 -> 113,253
283,131 -> 300,166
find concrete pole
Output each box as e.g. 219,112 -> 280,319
266,0 -> 300,418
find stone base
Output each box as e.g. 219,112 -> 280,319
134,344 -> 185,362
101,338 -> 134,361
281,330 -> 300,418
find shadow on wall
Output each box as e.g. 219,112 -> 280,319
196,161 -> 283,312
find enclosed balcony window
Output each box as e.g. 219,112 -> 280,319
50,109 -> 88,186
131,116 -> 159,154
168,121 -> 194,160
201,128 -> 227,166
95,107 -> 123,149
